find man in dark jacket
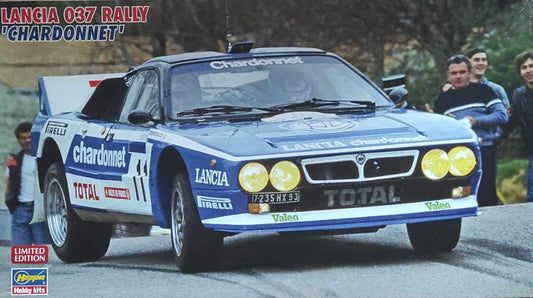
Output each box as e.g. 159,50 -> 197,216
5,122 -> 50,245
434,55 -> 508,207
506,49 -> 533,203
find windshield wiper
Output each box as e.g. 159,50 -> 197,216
270,98 -> 375,111
176,105 -> 275,117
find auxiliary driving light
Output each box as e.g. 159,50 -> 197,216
448,146 -> 476,176
270,161 -> 301,191
239,162 -> 269,192
248,203 -> 270,214
452,186 -> 471,199
421,149 -> 450,180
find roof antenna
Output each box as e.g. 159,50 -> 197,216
225,0 -> 232,52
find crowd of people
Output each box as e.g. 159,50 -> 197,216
411,48 -> 533,207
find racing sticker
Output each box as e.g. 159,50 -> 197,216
280,135 -> 428,151
425,201 -> 451,210
209,56 -> 303,69
324,185 -> 400,208
104,186 -> 130,200
44,121 -> 67,136
11,268 -> 48,295
271,213 -> 299,223
66,135 -> 130,173
72,182 -> 100,200
194,168 -> 229,187
279,119 -> 358,132
197,195 -> 233,210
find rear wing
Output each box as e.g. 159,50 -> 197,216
38,73 -> 124,116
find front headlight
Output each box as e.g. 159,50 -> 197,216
448,146 -> 476,176
270,161 -> 301,191
239,162 -> 269,192
421,149 -> 449,180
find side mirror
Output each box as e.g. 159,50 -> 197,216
388,87 -> 408,106
128,110 -> 156,125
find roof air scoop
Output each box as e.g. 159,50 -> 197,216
228,41 -> 254,54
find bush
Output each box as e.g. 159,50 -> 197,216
497,158 -> 528,204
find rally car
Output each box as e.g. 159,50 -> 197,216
32,42 -> 480,272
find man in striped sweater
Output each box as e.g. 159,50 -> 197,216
434,55 -> 508,207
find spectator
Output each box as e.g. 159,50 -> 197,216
466,48 -> 510,113
5,122 -> 50,245
466,48 -> 510,204
434,55 -> 508,207
505,49 -> 533,203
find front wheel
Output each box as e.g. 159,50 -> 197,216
407,218 -> 461,253
171,172 -> 223,272
44,162 -> 112,262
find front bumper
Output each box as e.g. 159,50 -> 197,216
202,196 -> 478,233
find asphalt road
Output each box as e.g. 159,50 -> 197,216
1,203 -> 532,298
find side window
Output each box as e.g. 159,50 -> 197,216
81,78 -> 128,121
119,70 -> 160,123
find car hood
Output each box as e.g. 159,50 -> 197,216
162,111 -> 477,158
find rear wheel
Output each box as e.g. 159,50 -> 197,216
44,162 -> 112,262
407,218 -> 461,253
171,172 -> 223,272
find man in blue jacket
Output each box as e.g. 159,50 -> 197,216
434,55 -> 508,206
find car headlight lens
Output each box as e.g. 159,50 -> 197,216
448,146 -> 476,176
270,161 -> 301,191
239,162 -> 268,192
422,149 -> 449,180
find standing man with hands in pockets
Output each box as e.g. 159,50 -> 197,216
434,55 -> 508,207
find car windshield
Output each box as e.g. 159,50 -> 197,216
168,55 -> 390,120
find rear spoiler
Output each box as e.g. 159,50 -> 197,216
38,73 -> 124,116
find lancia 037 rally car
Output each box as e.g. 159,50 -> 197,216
32,42 -> 480,272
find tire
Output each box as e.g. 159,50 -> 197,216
44,162 -> 112,262
171,172 -> 223,272
407,218 -> 462,253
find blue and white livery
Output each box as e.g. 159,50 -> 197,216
32,43 -> 480,272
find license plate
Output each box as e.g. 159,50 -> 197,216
251,191 -> 300,204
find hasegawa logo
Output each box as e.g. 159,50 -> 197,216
11,246 -> 48,264
72,141 -> 126,168
197,196 -> 233,210
194,168 -> 229,186
11,268 -> 48,295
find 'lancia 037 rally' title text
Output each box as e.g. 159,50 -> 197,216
0,5 -> 149,42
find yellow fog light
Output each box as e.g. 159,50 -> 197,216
422,149 -> 449,180
239,162 -> 268,192
270,161 -> 301,191
448,146 -> 476,176
248,203 -> 270,214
